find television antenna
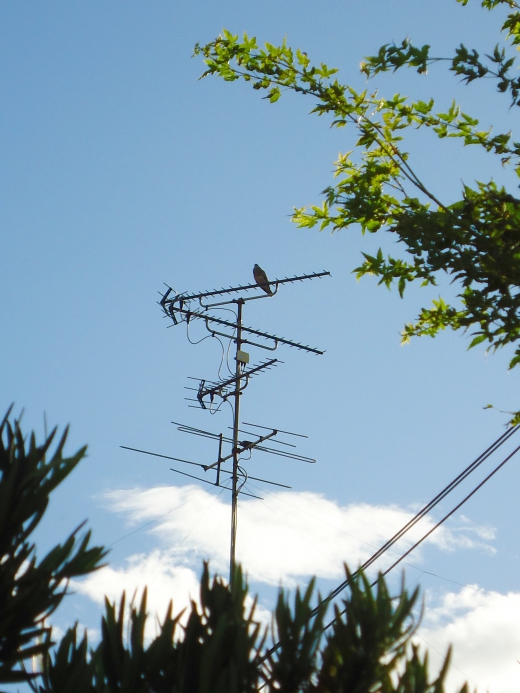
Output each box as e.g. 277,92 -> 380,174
123,268 -> 330,585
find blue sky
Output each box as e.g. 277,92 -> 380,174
2,2 -> 520,690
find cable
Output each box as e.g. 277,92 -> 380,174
259,428 -> 520,664
318,440 -> 520,634
184,307 -> 235,379
186,320 -> 212,345
325,424 -> 519,604
380,441 -> 520,580
416,570 -> 486,595
209,333 -> 227,380
202,306 -> 236,378
211,307 -> 237,377
150,485 -> 228,582
213,306 -> 238,320
106,488 -> 210,548
209,395 -> 234,417
412,632 -> 485,692
246,481 -> 487,595
225,333 -> 235,376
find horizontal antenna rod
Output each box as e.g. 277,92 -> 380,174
161,270 -> 331,304
197,359 -> 279,405
170,468 -> 263,499
172,422 -> 316,463
121,445 -> 291,489
213,466 -> 291,489
121,445 -> 201,467
165,306 -> 325,355
231,427 -> 296,448
242,422 -> 308,439
204,431 -> 278,470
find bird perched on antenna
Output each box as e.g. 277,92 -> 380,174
253,264 -> 273,295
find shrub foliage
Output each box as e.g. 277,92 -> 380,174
0,411 -> 468,692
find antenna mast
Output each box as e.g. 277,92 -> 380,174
230,298 -> 243,579
124,268 -> 331,586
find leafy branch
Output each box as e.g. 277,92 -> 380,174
195,28 -> 520,377
361,0 -> 520,106
0,409 -> 106,687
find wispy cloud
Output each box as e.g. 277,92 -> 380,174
72,483 -> 510,690
101,484 -> 495,586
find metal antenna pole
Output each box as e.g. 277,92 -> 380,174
155,270 -> 330,586
230,298 -> 243,587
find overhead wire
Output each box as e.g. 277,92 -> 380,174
412,633 -> 486,692
324,424 -> 520,605
106,488 -> 210,548
378,440 -> 520,582
245,479 -> 487,596
150,484 -> 228,582
317,439 -> 520,633
413,570 -> 486,595
258,426 -> 520,664
121,402 -> 516,655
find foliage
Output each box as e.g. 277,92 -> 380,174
193,1 -> 520,421
0,410 -> 467,690
29,564 -> 466,693
31,564 -> 264,693
0,409 -> 106,689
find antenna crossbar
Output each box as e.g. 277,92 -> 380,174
120,445 -> 201,467
194,359 -> 279,408
121,444 -> 291,493
169,468 -> 263,499
172,422 -> 316,463
204,430 -> 278,470
242,422 -> 308,439
164,306 -> 325,355
161,270 -> 330,305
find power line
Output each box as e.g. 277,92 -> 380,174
150,485 -> 228,582
259,427 -> 520,663
325,424 -> 519,605
244,483 -> 343,573
379,441 -> 520,581
246,480 -> 490,596
317,440 -> 520,633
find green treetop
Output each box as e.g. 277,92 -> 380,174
195,0 -> 520,420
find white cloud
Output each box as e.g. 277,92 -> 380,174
73,548 -> 271,641
417,587 -> 520,693
72,484 -> 514,690
73,551 -> 200,638
102,484 -> 495,586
